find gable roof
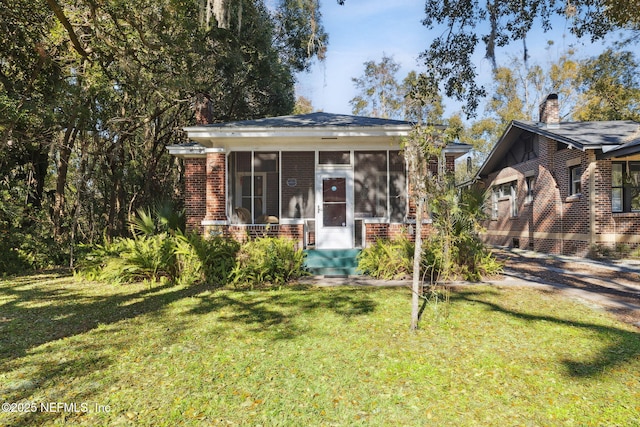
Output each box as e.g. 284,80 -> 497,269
478,120 -> 640,178
514,120 -> 640,154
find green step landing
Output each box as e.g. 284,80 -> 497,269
304,249 -> 362,277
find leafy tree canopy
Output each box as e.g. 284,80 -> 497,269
411,0 -> 638,116
0,0 -> 331,270
350,55 -> 444,123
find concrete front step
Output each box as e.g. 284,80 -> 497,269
304,249 -> 362,277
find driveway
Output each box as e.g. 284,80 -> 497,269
489,247 -> 640,329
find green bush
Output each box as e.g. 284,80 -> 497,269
78,232 -> 240,286
0,199 -> 67,275
175,233 -> 239,286
357,237 -> 414,279
421,233 -> 502,283
78,234 -> 178,284
230,237 -> 305,288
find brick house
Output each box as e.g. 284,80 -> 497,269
476,94 -> 640,256
168,112 -> 470,250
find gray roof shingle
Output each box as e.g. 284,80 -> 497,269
188,112 -> 414,129
514,120 -> 640,152
478,119 -> 640,177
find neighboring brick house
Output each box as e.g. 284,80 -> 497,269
476,94 -> 640,256
168,112 -> 470,250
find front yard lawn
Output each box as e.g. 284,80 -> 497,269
1,273 -> 639,426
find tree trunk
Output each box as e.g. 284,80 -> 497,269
53,124 -> 78,239
410,196 -> 424,330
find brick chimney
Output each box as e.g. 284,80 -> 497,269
539,93 -> 559,128
194,93 -> 212,125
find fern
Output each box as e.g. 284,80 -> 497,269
357,237 -> 414,279
231,237 -> 305,288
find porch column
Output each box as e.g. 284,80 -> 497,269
204,148 -> 228,224
184,156 -> 207,232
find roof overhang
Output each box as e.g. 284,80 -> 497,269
443,142 -> 473,159
181,124 -> 415,150
477,121 -> 587,179
168,113 -> 472,159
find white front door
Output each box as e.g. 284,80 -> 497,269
316,170 -> 354,249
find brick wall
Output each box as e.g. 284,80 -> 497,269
481,134 -> 593,255
364,223 -> 432,245
225,224 -> 305,249
481,133 -> 600,256
205,152 -> 227,221
184,157 -> 206,233
592,159 -> 640,251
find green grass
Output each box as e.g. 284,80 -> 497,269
1,273 -> 639,426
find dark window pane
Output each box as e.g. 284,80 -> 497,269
323,178 -> 346,202
324,203 -> 346,227
319,151 -> 350,165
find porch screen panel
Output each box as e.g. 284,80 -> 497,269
229,152 -> 279,223
228,152 -> 240,222
281,152 -> 315,219
355,151 -> 387,219
254,152 -> 279,221
389,151 -> 406,222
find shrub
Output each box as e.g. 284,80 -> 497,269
422,233 -> 502,283
78,234 -> 178,284
175,233 -> 239,286
78,232 -> 240,287
230,237 -> 305,288
357,237 -> 414,279
0,208 -> 67,275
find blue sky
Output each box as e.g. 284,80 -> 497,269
294,0 -> 630,118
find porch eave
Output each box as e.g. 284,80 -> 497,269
182,126 -> 413,141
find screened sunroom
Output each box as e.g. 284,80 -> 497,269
168,112 -> 470,250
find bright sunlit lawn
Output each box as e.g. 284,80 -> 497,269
1,273 -> 639,426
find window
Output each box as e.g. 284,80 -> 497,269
319,151 -> 350,165
491,180 -> 518,219
354,151 -> 407,222
612,161 -> 640,213
498,183 -> 510,198
491,187 -> 499,220
569,165 -> 582,195
612,163 -> 623,212
238,174 -> 265,215
525,176 -> 535,204
510,182 -> 518,217
354,151 -> 387,219
389,151 -> 407,222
